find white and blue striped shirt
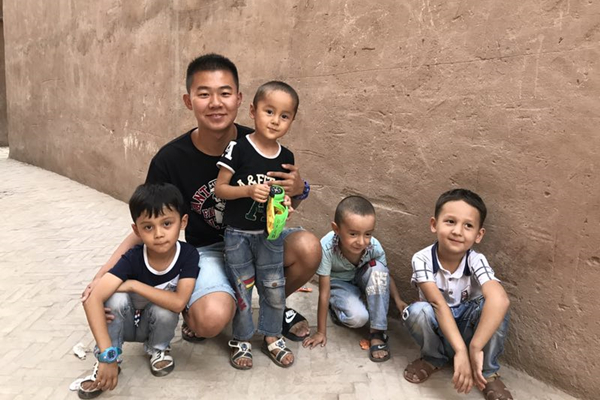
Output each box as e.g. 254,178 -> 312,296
411,243 -> 499,307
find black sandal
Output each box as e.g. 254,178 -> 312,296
181,322 -> 205,343
328,305 -> 344,327
282,308 -> 309,342
368,332 -> 390,363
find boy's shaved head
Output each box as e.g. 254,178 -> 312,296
434,188 -> 487,227
334,195 -> 376,226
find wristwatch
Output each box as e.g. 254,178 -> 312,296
292,180 -> 310,200
97,346 -> 122,363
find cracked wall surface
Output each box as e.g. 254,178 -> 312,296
4,1 -> 599,398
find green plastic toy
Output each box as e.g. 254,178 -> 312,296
266,185 -> 288,240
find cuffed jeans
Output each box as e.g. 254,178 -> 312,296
329,260 -> 390,331
103,292 -> 179,355
224,227 -> 286,340
403,297 -> 509,377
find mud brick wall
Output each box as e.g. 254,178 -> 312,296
0,0 -> 8,146
4,1 -> 599,398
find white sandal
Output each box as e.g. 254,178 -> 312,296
261,337 -> 294,368
150,348 -> 175,377
228,340 -> 253,370
76,361 -> 121,399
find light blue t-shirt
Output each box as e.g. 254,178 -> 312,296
317,231 -> 387,281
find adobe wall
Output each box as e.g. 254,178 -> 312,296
4,1 -> 599,398
0,0 -> 8,146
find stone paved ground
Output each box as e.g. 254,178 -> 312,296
0,147 -> 578,400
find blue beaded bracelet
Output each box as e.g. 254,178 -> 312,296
293,180 -> 310,200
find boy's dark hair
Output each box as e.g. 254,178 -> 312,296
253,81 -> 300,115
186,53 -> 239,93
434,189 -> 487,227
129,183 -> 185,222
334,195 -> 375,225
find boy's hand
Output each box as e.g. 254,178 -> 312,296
395,300 -> 409,313
267,164 -> 303,197
104,307 -> 115,324
81,278 -> 101,302
452,350 -> 474,393
95,362 -> 119,391
283,195 -> 295,218
469,347 -> 487,390
247,184 -> 270,203
302,332 -> 327,349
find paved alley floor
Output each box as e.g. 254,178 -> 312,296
0,147 -> 578,400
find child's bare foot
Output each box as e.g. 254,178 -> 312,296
262,336 -> 294,367
368,331 -> 390,362
228,340 -> 253,370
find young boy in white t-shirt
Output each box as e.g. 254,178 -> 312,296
403,189 -> 512,400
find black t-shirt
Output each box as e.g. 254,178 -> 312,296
146,124 -> 254,247
217,135 -> 295,230
108,241 -> 199,309
109,241 -> 199,287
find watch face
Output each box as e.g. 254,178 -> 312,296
270,186 -> 284,196
107,349 -> 116,360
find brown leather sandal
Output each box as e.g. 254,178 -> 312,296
404,358 -> 440,383
482,377 -> 514,400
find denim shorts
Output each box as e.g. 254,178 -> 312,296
186,227 -> 304,308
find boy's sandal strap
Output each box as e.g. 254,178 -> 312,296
368,331 -> 389,342
282,308 -> 309,341
483,377 -> 514,400
182,322 -> 206,343
404,358 -> 440,384
228,340 -> 253,370
368,332 -> 390,363
77,361 -> 122,399
266,338 -> 287,353
228,340 -> 253,355
262,338 -> 294,368
150,349 -> 174,377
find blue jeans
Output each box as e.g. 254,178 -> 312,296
403,298 -> 509,377
186,227 -> 305,308
224,227 -> 286,339
329,260 -> 390,331
104,292 -> 179,355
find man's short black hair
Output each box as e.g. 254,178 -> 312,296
334,195 -> 376,226
434,189 -> 487,227
253,81 -> 300,115
186,53 -> 239,93
129,183 -> 185,222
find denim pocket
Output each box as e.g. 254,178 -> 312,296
261,277 -> 286,309
224,234 -> 252,267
